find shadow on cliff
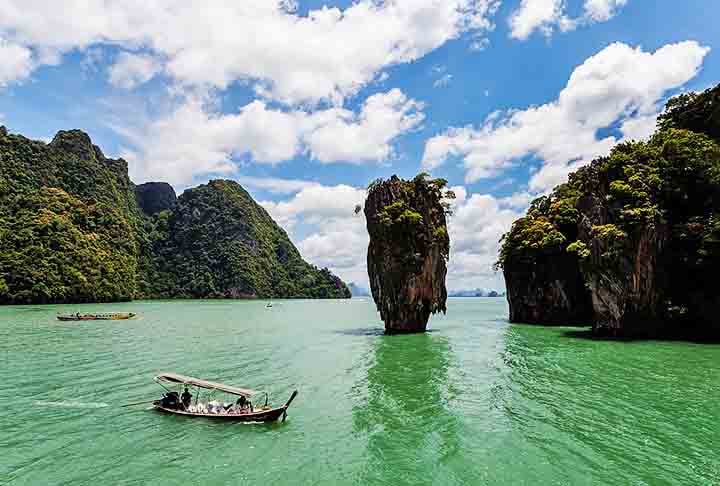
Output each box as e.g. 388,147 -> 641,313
351,333 -> 461,485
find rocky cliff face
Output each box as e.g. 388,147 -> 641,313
364,174 -> 452,333
149,180 -> 351,299
503,251 -> 593,325
0,127 -> 350,304
500,83 -> 720,339
135,182 -> 177,215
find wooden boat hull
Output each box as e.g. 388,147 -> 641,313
153,405 -> 288,422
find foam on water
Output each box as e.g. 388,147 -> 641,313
34,400 -> 109,409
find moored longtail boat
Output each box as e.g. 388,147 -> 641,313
152,372 -> 298,422
57,312 -> 137,321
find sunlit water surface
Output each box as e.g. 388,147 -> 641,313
1,299 -> 718,485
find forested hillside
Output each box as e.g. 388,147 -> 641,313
0,127 -> 349,304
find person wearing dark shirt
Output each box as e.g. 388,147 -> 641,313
181,387 -> 192,410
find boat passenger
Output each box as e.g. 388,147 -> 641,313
160,391 -> 181,409
234,396 -> 253,413
181,387 -> 192,410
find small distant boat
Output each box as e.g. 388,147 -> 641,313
57,312 -> 136,321
265,302 -> 273,309
151,372 -> 298,422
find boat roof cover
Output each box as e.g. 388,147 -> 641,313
154,372 -> 258,397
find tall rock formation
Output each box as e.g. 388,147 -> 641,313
499,83 -> 720,339
364,174 -> 452,333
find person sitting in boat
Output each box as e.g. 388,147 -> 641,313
181,387 -> 192,410
232,396 -> 253,413
159,391 -> 180,409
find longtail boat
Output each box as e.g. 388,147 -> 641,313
57,312 -> 136,321
152,372 -> 298,422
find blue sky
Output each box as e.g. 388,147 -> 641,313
1,0 -> 718,290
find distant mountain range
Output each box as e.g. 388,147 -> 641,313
448,289 -> 505,298
347,282 -> 370,297
349,282 -> 505,298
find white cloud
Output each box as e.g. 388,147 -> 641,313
119,89 -> 424,185
233,175 -> 321,195
584,0 -> 628,22
297,216 -> 370,286
509,0 -> 567,40
433,73 -> 453,88
108,52 -> 162,89
0,39 -> 33,87
261,184 -> 366,227
470,38 -> 490,51
446,191 -> 522,289
304,89 -> 424,163
509,0 -> 628,40
0,0 -> 499,105
260,184 -> 369,286
422,41 -> 710,194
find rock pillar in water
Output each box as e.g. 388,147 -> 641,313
364,174 -> 452,333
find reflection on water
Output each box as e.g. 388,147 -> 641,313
499,324 -> 720,485
352,333 -> 460,485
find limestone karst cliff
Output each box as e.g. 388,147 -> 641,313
0,127 -> 350,304
499,84 -> 720,339
364,174 -> 453,333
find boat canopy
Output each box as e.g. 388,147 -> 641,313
154,372 -> 258,398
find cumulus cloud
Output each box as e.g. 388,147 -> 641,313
260,184 -> 369,285
233,175 -> 321,195
108,52 -> 162,89
509,0 -> 569,40
422,41 -> 710,194
118,88 -> 424,185
0,0 -> 499,104
0,39 -> 33,87
509,0 -> 628,40
446,190 -> 523,289
261,184 -> 366,227
304,89 -> 424,163
584,0 -> 628,22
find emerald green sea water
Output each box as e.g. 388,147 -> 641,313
1,298 -> 718,485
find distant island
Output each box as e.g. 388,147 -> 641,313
347,282 -> 370,297
448,289 -> 505,298
499,83 -> 720,340
0,127 -> 350,304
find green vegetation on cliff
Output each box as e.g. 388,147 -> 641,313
0,127 -> 349,304
499,84 -> 720,338
144,180 -> 350,299
0,129 -> 142,303
365,173 -> 453,333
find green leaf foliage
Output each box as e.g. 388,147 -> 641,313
0,127 -> 350,304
